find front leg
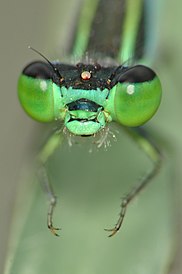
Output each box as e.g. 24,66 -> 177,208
37,131 -> 64,236
105,127 -> 162,237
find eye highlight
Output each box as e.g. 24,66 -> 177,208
126,84 -> 135,95
111,65 -> 162,127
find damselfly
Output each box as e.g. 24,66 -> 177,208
18,0 -> 164,238
3,0 -> 178,273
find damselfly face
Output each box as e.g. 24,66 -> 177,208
18,61 -> 162,136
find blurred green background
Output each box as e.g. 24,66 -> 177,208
0,0 -> 182,273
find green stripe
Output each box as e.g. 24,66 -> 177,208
71,0 -> 99,58
118,0 -> 143,63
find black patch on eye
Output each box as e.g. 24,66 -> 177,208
112,65 -> 156,85
22,61 -> 53,80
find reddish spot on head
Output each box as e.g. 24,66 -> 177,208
81,71 -> 91,80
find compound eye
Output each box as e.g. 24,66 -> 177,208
113,65 -> 162,127
18,61 -> 61,122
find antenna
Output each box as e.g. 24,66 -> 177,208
28,46 -> 62,79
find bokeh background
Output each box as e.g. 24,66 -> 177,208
0,0 -> 182,273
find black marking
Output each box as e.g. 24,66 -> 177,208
81,134 -> 93,137
133,3 -> 145,60
86,0 -> 125,59
69,117 -> 97,123
52,62 -> 117,90
67,99 -> 101,112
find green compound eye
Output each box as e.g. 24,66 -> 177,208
18,61 -> 61,122
113,65 -> 162,127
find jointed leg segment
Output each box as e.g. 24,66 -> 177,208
37,132 -> 63,236
105,127 -> 162,237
